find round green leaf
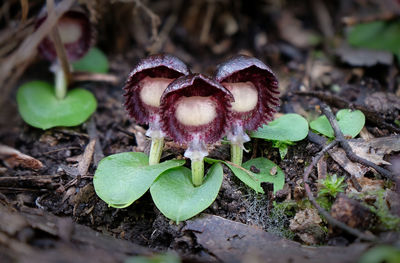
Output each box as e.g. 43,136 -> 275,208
309,115 -> 334,138
336,109 -> 365,138
310,109 -> 365,138
94,152 -> 185,208
150,163 -> 224,222
250,114 -> 309,142
72,47 -> 109,73
17,81 -> 97,129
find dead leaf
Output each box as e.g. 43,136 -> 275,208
78,139 -> 96,176
185,214 -> 368,263
289,208 -> 325,244
364,92 -> 400,113
336,43 -> 393,67
347,177 -> 384,195
328,136 -> 400,178
330,194 -> 375,231
0,144 -> 43,170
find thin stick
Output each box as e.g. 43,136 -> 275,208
303,140 -> 377,242
72,72 -> 119,84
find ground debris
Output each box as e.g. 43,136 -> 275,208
77,139 -> 96,176
0,144 -> 43,170
336,43 -> 393,66
0,204 -> 153,263
330,194 -> 375,234
185,214 -> 368,263
328,135 -> 400,178
289,208 -> 325,245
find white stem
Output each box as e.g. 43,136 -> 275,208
145,114 -> 165,139
227,122 -> 250,150
146,114 -> 165,165
227,122 -> 250,166
55,65 -> 67,100
184,134 -> 208,162
184,135 -> 208,186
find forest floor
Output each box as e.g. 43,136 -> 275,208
0,0 -> 400,262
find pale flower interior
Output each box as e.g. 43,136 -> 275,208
222,81 -> 258,113
58,19 -> 82,44
175,96 -> 217,126
139,77 -> 174,107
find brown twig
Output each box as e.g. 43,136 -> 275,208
342,12 -> 397,26
133,0 -> 160,41
303,140 -> 377,242
200,1 -> 216,45
20,0 -> 29,23
116,0 -> 161,41
72,72 -> 119,84
320,103 -> 395,181
147,5 -> 179,54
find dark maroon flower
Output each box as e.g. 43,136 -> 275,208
37,10 -> 92,62
124,54 -> 190,164
124,54 -> 190,126
160,73 -> 233,185
214,55 -> 279,165
160,74 -> 233,158
215,55 -> 279,130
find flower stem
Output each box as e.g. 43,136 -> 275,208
48,2 -> 71,100
149,137 -> 164,165
55,67 -> 67,100
231,143 -> 243,166
192,159 -> 204,186
227,122 -> 250,166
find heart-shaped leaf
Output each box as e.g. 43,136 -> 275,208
310,109 -> 365,138
336,109 -> 365,137
250,114 -> 309,142
150,163 -> 223,222
17,81 -> 97,129
94,152 -> 185,208
72,47 -> 109,73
